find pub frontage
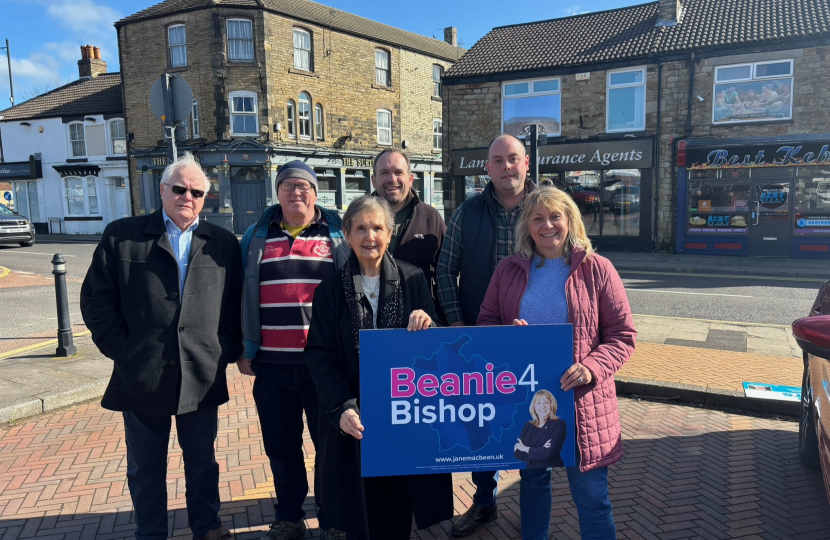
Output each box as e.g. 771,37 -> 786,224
132,141 -> 446,235
450,137 -> 654,252
676,135 -> 830,259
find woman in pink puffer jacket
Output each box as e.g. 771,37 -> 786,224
477,186 -> 636,540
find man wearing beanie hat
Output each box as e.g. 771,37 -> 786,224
239,160 -> 349,540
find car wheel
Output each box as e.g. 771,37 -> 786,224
19,239 -> 34,248
799,353 -> 820,468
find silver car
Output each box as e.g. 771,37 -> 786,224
0,204 -> 36,247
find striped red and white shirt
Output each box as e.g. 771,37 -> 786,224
257,219 -> 335,363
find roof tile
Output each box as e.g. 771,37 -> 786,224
0,73 -> 122,122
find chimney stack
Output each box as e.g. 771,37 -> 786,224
656,0 -> 683,26
78,45 -> 107,79
444,27 -> 458,47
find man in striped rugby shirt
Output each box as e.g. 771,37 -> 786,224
239,161 -> 349,540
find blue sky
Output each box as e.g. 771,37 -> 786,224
0,0 -> 642,110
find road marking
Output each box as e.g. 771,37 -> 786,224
632,314 -> 790,329
626,288 -> 752,298
0,330 -> 91,361
1,252 -> 76,256
0,267 -> 9,279
618,270 -> 825,283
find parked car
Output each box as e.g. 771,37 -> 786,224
792,283 -> 830,504
0,204 -> 36,247
567,184 -> 601,214
609,186 -> 641,214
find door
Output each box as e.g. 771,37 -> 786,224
115,188 -> 129,219
232,181 -> 264,234
749,180 -> 792,257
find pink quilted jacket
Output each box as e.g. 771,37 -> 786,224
477,247 -> 636,472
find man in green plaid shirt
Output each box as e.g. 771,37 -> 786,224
436,134 -> 534,537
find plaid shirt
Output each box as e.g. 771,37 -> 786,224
437,186 -> 529,324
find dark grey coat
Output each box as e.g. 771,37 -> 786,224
80,211 -> 243,416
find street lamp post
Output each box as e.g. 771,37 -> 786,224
1,39 -> 14,107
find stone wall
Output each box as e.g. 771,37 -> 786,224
399,50 -> 453,157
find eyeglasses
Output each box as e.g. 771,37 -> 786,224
279,181 -> 313,193
164,183 -> 206,199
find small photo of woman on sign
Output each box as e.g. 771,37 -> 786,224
514,390 -> 567,468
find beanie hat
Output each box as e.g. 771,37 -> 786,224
277,161 -> 318,192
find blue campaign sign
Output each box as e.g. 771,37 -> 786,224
359,325 -> 576,477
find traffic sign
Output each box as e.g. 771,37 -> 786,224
3,192 -> 11,201
149,74 -> 193,124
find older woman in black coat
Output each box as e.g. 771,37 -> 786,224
305,196 -> 453,540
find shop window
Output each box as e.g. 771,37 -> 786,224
299,92 -> 311,139
607,68 -> 646,132
433,65 -> 443,97
314,103 -> 324,140
313,168 -> 336,191
433,119 -> 442,150
230,167 -> 264,182
229,91 -> 258,135
286,99 -> 296,138
14,180 -> 41,222
686,176 -> 750,235
794,170 -> 830,236
464,175 -> 491,200
377,109 -> 392,145
713,60 -> 793,124
68,122 -> 86,157
191,99 -> 200,138
167,24 -> 187,67
293,28 -> 312,71
375,49 -> 390,86
65,176 -> 99,216
227,18 -> 254,62
109,119 -> 126,155
202,167 -> 220,213
502,77 -> 561,138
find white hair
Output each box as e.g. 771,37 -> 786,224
160,152 -> 210,191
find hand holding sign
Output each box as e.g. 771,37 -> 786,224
341,409 -> 364,439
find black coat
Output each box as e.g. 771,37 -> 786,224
305,253 -> 453,537
514,419 -> 567,469
80,211 -> 243,416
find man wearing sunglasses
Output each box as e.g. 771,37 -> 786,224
239,160 -> 349,540
81,152 -> 243,540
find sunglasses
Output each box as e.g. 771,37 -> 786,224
165,183 -> 206,199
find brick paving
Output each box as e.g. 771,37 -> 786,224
618,342 -> 802,392
1,367 -> 827,540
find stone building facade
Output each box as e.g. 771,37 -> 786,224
117,0 -> 464,232
443,0 -> 830,258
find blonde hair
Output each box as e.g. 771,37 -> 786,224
529,389 -> 559,426
514,186 -> 594,265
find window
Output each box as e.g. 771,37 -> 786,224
109,119 -> 126,155
433,65 -> 443,97
298,92 -> 311,139
191,99 -> 200,138
65,176 -> 99,216
712,59 -> 793,124
502,77 -> 561,138
13,180 -> 41,222
167,24 -> 187,67
314,103 -> 324,140
293,28 -> 312,71
377,109 -> 392,145
607,68 -> 646,132
69,122 -> 86,157
433,119 -> 442,150
286,99 -> 296,138
227,19 -> 254,61
375,49 -> 390,86
229,91 -> 258,135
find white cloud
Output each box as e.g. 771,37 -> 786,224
564,5 -> 590,16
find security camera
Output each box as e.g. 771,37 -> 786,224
696,95 -> 705,102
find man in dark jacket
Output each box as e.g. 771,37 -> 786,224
371,149 -> 446,322
80,153 -> 242,540
436,134 -> 534,537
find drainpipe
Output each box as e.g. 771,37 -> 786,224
653,62 -> 662,251
673,52 -> 696,252
685,52 -> 696,136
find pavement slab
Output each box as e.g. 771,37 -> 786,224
0,369 -> 826,540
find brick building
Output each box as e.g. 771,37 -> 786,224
0,46 -> 130,235
443,0 -> 830,258
117,0 -> 464,233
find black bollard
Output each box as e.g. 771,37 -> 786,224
52,253 -> 77,357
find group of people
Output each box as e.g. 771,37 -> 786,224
80,133 -> 636,540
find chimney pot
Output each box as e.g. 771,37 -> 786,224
93,47 -> 101,60
443,26 -> 458,47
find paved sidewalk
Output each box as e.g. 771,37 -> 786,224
0,368 -> 827,540
604,251 -> 830,279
